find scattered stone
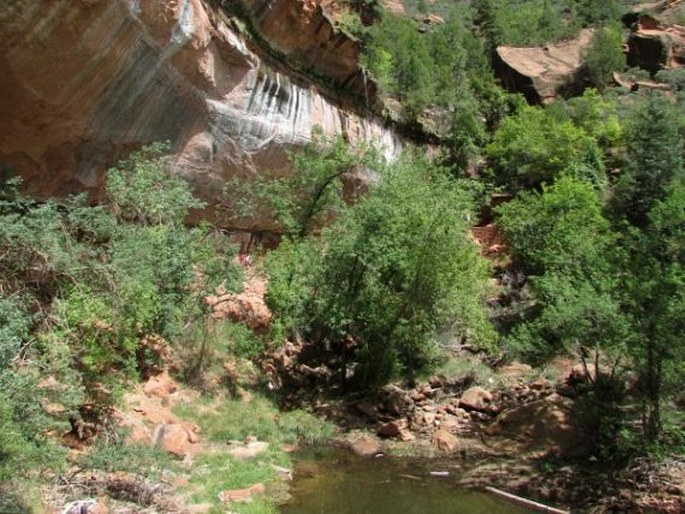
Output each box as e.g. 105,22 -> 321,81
377,419 -> 408,438
143,372 -> 177,400
398,429 -> 416,442
152,423 -> 198,457
459,386 -> 493,412
208,275 -> 272,331
382,384 -> 415,416
61,499 -> 96,514
356,401 -> 379,419
218,483 -> 266,505
530,378 -> 550,391
433,429 -> 460,453
350,436 -> 383,457
272,464 -> 293,481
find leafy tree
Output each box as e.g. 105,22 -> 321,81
574,0 -> 622,26
610,93 -> 685,443
498,176 -> 629,453
107,142 -> 203,225
584,25 -> 626,91
267,152 -> 495,389
228,135 -> 370,239
612,93 -> 684,228
486,105 -> 605,190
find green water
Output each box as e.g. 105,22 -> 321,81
280,448 -> 536,514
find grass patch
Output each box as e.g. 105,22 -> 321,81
78,440 -> 177,480
432,356 -> 499,387
174,392 -> 334,512
188,452 -> 275,502
174,393 -> 334,446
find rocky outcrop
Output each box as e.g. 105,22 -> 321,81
627,15 -> 685,74
494,29 -> 595,104
229,0 -> 376,103
0,0 -> 401,230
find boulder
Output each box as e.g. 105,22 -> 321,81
432,429 -> 459,453
152,423 -> 198,457
459,386 -> 493,412
207,275 -> 272,330
143,372 -> 177,400
350,436 -> 383,457
494,29 -> 595,104
484,393 -> 588,458
381,384 -> 415,416
228,440 -> 269,460
377,419 -> 408,438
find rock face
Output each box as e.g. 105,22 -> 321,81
627,15 -> 685,74
494,29 -> 595,104
0,0 -> 401,230
233,0 -> 375,102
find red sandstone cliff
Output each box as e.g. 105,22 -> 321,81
0,0 -> 399,230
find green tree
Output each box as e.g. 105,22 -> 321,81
498,176 -> 629,454
575,0 -> 622,26
486,105 -> 605,190
610,93 -> 685,443
227,134 -> 371,239
266,153 -> 495,389
584,25 -> 625,91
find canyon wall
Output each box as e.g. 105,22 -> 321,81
0,0 -> 401,230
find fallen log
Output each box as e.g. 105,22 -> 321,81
485,486 -> 570,514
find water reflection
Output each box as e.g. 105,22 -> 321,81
280,447 -> 535,514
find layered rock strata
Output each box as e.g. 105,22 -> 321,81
0,0 -> 401,230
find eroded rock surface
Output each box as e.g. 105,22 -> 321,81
0,0 -> 401,230
627,14 -> 685,73
494,29 -> 594,104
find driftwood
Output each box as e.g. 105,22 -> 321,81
485,486 -> 570,514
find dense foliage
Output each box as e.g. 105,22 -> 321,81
0,145 -> 242,484
3,2 -> 685,507
263,144 -> 495,388
497,91 -> 685,452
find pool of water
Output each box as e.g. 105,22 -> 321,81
280,448 -> 536,514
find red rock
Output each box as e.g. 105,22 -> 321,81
494,29 -> 595,104
350,436 -> 382,457
0,0 -> 400,232
628,15 -> 685,73
153,423 -> 198,457
484,393 -> 588,458
530,378 -> 550,391
377,419 -> 408,438
432,429 -> 459,453
459,386 -> 493,412
143,372 -> 177,400
219,482 -> 266,504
